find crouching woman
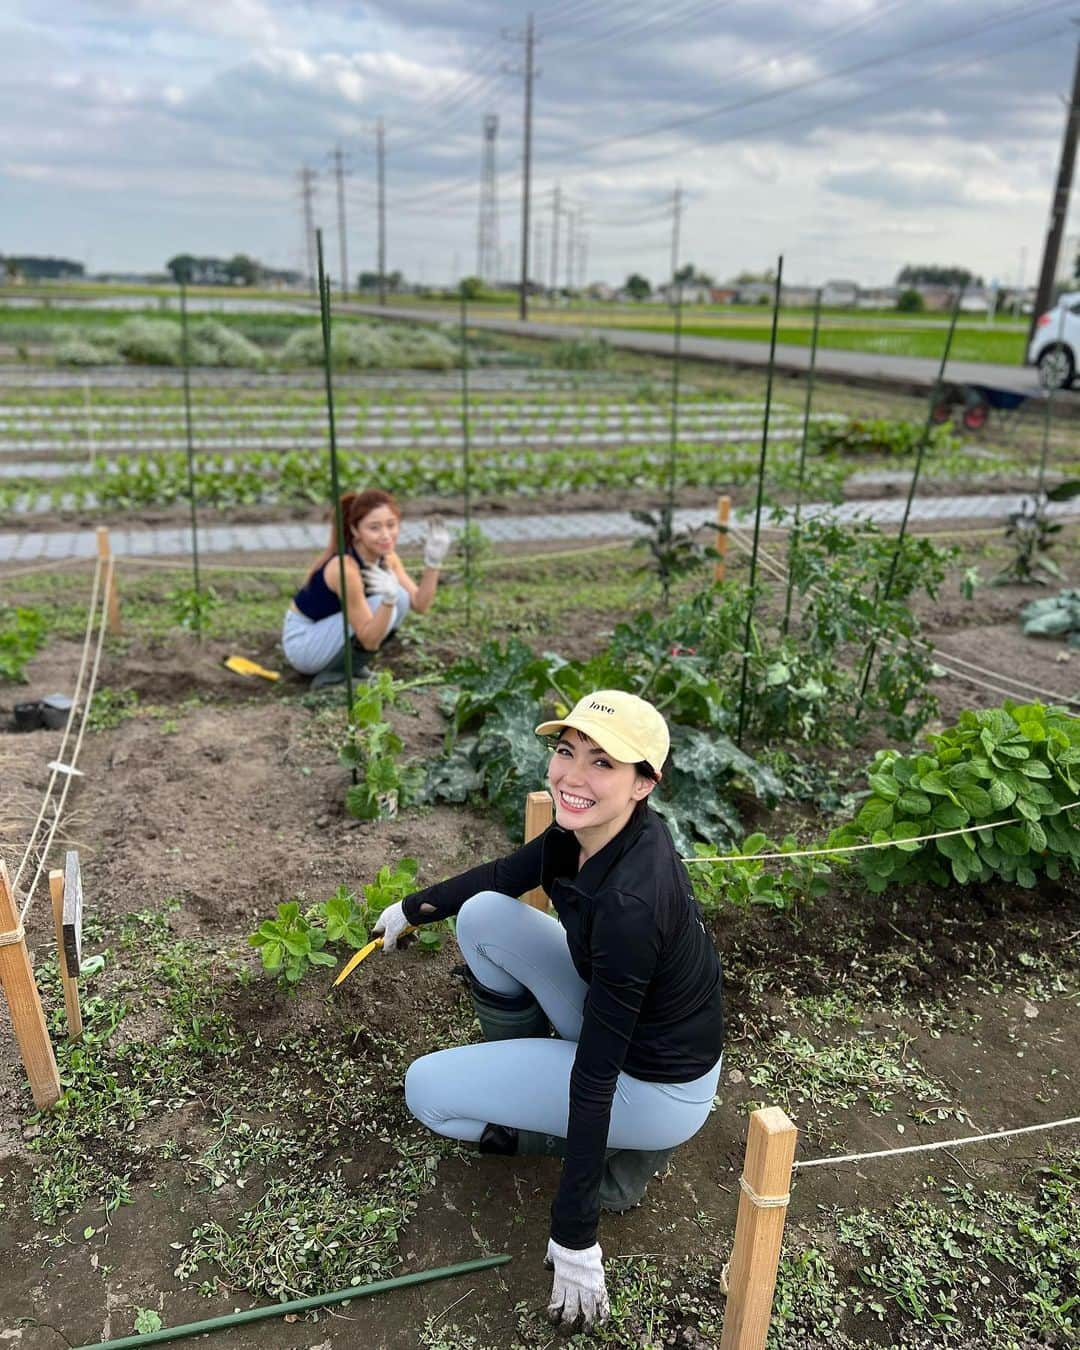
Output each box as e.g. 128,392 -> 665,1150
372,690 -> 724,1329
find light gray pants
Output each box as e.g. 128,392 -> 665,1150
281,588 -> 410,675
404,890 -> 722,1148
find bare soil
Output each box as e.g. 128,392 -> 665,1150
0,570 -> 1078,1348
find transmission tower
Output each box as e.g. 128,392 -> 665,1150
477,114 -> 500,284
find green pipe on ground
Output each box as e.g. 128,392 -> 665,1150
72,1253 -> 511,1350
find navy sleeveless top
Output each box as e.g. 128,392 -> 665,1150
293,549 -> 385,621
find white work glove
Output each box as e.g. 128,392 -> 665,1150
422,515 -> 452,569
545,1239 -> 609,1329
371,900 -> 410,953
363,565 -> 401,610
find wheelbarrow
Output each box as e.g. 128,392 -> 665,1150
930,382 -> 1034,433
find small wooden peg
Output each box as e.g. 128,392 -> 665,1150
50,866 -> 83,1041
520,790 -> 554,911
715,494 -> 732,582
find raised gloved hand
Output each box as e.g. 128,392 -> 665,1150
546,1239 -> 609,1329
364,564 -> 402,610
422,515 -> 452,569
371,900 -> 411,953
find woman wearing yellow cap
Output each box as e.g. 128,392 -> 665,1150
372,690 -> 725,1330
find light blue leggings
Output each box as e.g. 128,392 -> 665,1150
404,890 -> 722,1148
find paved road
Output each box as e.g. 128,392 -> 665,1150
3,493 -> 1075,564
340,302 -> 1068,405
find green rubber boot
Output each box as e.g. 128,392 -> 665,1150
598,1146 -> 677,1212
467,968 -> 551,1042
310,642 -> 373,690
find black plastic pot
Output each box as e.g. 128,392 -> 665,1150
12,701 -> 45,732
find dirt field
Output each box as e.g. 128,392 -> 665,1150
1,534 -> 1078,1348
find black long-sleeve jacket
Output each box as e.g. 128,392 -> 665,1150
402,801 -> 725,1249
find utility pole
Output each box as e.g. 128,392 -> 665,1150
670,183 -> 683,306
1029,38 -> 1080,345
577,216 -> 588,293
550,185 -> 561,296
511,12 -> 536,319
565,207 -> 576,295
376,117 -> 387,307
477,114 -> 500,283
299,166 -> 317,296
331,145 -> 349,301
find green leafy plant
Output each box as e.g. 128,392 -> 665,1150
827,702 -> 1080,893
1020,587 -> 1080,647
630,504 -> 712,605
808,417 -> 956,457
0,604 -> 46,682
342,673 -> 423,821
247,901 -> 336,985
168,583 -> 222,634
691,832 -> 832,914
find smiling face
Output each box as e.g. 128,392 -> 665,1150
352,504 -> 400,562
547,729 -> 656,853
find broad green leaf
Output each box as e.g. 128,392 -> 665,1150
931,801 -> 969,830
868,773 -> 900,801
897,790 -> 932,816
891,820 -> 924,852
1015,866 -> 1037,889
1024,819 -> 1047,852
857,798 -> 894,832
954,784 -> 993,818
988,779 -> 1016,810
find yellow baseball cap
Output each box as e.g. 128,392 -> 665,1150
535,689 -> 669,776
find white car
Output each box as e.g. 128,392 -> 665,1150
1028,291 -> 1080,387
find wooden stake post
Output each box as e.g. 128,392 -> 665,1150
720,1107 -> 797,1349
520,791 -> 554,911
715,494 -> 732,582
0,858 -> 61,1110
49,851 -> 83,1041
96,525 -> 121,634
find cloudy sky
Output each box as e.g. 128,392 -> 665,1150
2,0 -> 1078,287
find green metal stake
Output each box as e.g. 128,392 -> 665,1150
316,230 -> 356,778
663,280 -> 685,607
178,280 -> 201,634
736,257 -> 784,748
782,286 -> 822,637
71,1254 -> 511,1350
459,283 -> 473,626
1035,300 -> 1069,500
858,287 -> 964,702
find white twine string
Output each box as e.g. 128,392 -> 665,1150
685,800 -> 1079,865
739,1175 -> 790,1208
795,1115 -> 1080,1171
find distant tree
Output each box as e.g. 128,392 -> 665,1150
896,288 -> 924,313
225,253 -> 259,286
673,263 -> 714,286
357,271 -> 379,291
896,264 -> 983,289
459,275 -> 486,300
387,269 -> 404,291
166,254 -> 197,284
624,273 -> 651,301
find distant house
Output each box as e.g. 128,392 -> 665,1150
822,279 -> 859,307
857,287 -> 899,308
781,285 -> 818,307
734,281 -> 774,305
958,289 -> 992,314
659,281 -> 713,304
914,285 -> 955,311
586,282 -> 616,302
709,287 -> 738,304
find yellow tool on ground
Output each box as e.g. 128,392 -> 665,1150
333,926 -> 416,987
224,655 -> 280,681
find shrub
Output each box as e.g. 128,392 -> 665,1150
896,288 -> 924,312
114,317 -> 181,366
52,332 -> 119,366
188,319 -> 264,369
827,703 -> 1080,892
280,322 -> 457,371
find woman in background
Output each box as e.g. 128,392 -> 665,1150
282,489 -> 450,687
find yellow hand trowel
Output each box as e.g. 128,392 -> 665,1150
333,926 -> 416,987
225,655 -> 280,681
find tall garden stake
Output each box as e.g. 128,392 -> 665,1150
781,286 -> 822,636
736,257 -> 784,748
857,287 -> 964,701
459,283 -> 473,625
663,279 -> 685,607
178,281 -> 202,634
315,230 -> 357,781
